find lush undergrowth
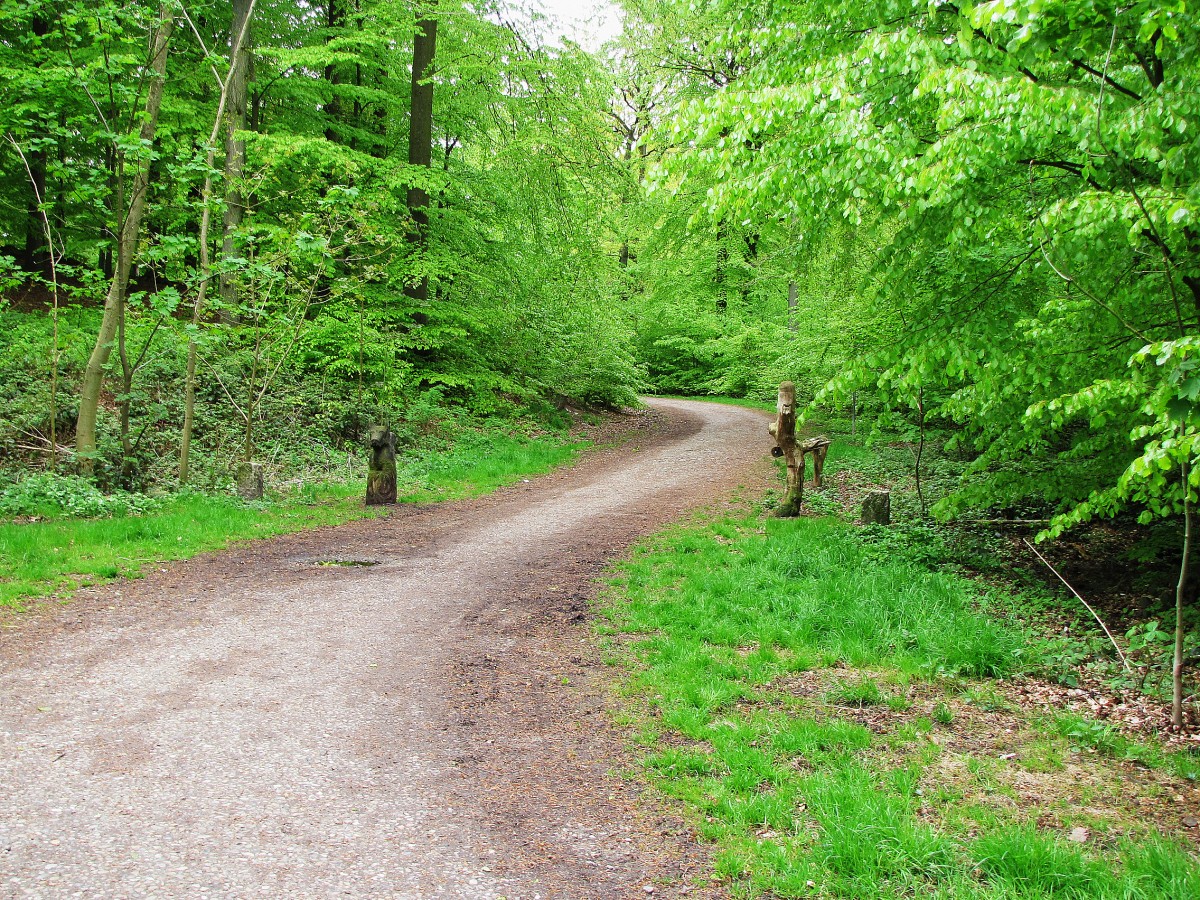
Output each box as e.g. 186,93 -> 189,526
394,430 -> 584,502
601,509 -> 1200,898
0,430 -> 585,611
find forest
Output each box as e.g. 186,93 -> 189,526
3,0 -> 1200,894
1,0 -> 1194,528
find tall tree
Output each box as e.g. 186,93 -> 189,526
75,4 -> 175,475
179,0 -> 259,484
219,0 -> 255,306
404,4 -> 438,307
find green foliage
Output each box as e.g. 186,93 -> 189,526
0,472 -> 160,519
623,0 -> 1200,536
0,0 -> 644,497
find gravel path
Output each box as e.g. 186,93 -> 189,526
0,399 -> 771,899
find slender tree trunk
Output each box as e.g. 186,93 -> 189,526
180,0 -> 258,484
9,138 -> 62,469
914,387 -> 927,518
117,297 -> 136,485
21,12 -> 51,278
76,6 -> 174,476
404,7 -> 438,308
715,226 -> 728,312
219,0 -> 254,307
787,281 -> 798,334
1173,461 -> 1192,728
23,149 -> 48,277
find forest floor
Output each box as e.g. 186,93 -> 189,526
0,398 -> 774,900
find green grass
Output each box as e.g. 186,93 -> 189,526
394,431 -> 584,501
652,394 -> 777,412
1050,712 -> 1200,782
0,484 -> 377,609
0,431 -> 586,611
601,513 -> 1200,898
605,515 -> 1018,679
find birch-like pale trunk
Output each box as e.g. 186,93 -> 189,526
75,5 -> 174,476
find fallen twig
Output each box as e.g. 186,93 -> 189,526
1023,538 -> 1131,672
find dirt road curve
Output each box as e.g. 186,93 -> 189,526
1,399 -> 771,900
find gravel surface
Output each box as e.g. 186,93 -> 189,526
0,399 -> 772,899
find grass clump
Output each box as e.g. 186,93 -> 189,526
395,430 -> 583,501
0,484 -> 376,609
602,513 -> 1200,898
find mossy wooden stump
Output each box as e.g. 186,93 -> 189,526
366,426 -> 397,505
235,461 -> 264,500
861,490 -> 891,525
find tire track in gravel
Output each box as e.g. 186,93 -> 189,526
0,399 -> 772,899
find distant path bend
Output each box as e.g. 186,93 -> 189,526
0,399 -> 771,900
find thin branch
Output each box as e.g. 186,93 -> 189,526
1024,539 -> 1131,672
1070,58 -> 1142,102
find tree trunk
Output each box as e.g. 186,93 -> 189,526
1173,462 -> 1192,728
914,387 -> 927,518
787,281 -> 798,334
180,0 -> 258,485
323,1 -> 346,142
404,7 -> 438,308
22,148 -> 48,277
75,6 -> 174,476
219,0 -> 254,307
715,227 -> 728,312
770,381 -> 802,517
21,12 -> 51,278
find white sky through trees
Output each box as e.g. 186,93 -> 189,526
531,0 -> 622,49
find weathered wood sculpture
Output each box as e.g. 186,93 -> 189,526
769,381 -> 803,517
366,426 -> 397,505
769,382 -> 835,517
798,435 -> 832,488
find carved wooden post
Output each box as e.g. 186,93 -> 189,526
812,444 -> 828,487
797,436 -> 832,488
366,426 -> 397,505
769,381 -> 802,517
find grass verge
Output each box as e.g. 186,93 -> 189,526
600,512 -> 1200,898
652,394 -> 777,413
1,431 -> 585,611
